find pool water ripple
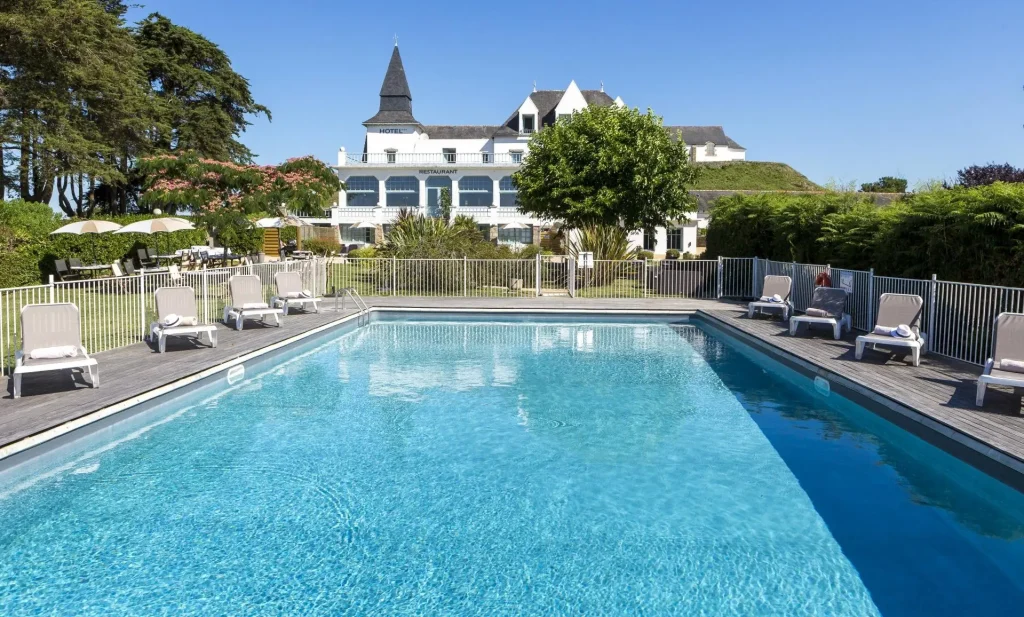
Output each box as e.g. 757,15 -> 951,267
0,320 -> 1022,616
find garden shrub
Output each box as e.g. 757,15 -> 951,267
705,183 -> 1024,286
348,246 -> 378,259
665,248 -> 680,259
304,238 -> 341,255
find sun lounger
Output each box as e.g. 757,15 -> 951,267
748,275 -> 793,320
855,293 -> 927,366
789,287 -> 851,340
976,312 -> 1024,406
223,274 -> 283,331
149,287 -> 219,353
271,271 -> 322,315
13,303 -> 98,398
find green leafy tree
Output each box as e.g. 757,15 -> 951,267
513,105 -> 698,232
860,176 -> 908,193
438,187 -> 452,220
0,0 -> 150,211
135,13 -> 270,164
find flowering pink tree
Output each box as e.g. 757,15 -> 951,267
138,152 -> 341,254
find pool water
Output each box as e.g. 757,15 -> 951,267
1,318 -> 1022,616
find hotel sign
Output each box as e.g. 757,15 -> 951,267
419,169 -> 457,175
377,127 -> 412,134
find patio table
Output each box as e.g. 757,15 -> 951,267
70,264 -> 112,278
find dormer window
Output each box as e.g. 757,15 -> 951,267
705,142 -> 716,157
521,114 -> 535,134
386,149 -> 397,164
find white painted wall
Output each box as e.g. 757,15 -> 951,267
689,144 -> 746,162
553,81 -> 588,118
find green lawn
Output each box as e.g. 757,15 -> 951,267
692,161 -> 821,191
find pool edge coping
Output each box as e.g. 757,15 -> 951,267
693,309 -> 1024,488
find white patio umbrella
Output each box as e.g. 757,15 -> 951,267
50,220 -> 123,264
114,217 -> 197,264
501,222 -> 529,229
255,216 -> 309,229
352,221 -> 378,229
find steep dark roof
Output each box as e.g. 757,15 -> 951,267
665,126 -> 745,150
364,46 -> 418,125
423,125 -> 503,139
504,88 -> 617,131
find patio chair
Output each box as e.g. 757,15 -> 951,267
747,275 -> 793,320
855,293 -> 927,366
54,259 -> 79,281
69,258 -> 84,269
13,303 -> 98,398
788,287 -> 851,340
976,312 -> 1024,406
149,286 -> 218,353
122,260 -> 137,275
271,271 -> 322,315
137,248 -> 155,267
223,274 -> 283,331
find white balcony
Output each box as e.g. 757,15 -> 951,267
339,152 -> 524,167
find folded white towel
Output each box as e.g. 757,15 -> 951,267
285,291 -> 303,299
29,345 -> 78,360
999,359 -> 1024,373
873,325 -> 895,335
241,302 -> 269,310
759,296 -> 771,302
805,308 -> 831,318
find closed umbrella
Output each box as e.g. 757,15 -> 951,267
115,217 -> 196,266
50,220 -> 123,265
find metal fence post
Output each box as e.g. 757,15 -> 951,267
928,273 -> 937,338
202,267 -> 209,324
139,268 -> 147,339
716,256 -> 724,299
463,256 -> 468,297
48,275 -> 55,304
567,256 -> 576,297
535,254 -> 542,297
643,258 -> 648,298
867,268 -> 875,329
391,256 -> 397,296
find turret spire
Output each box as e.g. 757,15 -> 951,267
364,45 -> 418,125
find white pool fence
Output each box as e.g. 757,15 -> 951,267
0,255 -> 1018,371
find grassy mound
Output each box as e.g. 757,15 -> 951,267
692,161 -> 821,191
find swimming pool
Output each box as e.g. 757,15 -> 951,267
1,315 -> 1022,616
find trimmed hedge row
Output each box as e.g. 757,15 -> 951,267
704,183 -> 1024,286
0,200 -> 207,288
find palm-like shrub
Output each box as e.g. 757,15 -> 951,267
568,224 -> 641,287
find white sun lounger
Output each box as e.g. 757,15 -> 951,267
855,293 -> 927,367
747,275 -> 793,320
271,271 -> 322,315
976,312 -> 1024,406
149,286 -> 219,353
13,303 -> 98,398
223,275 -> 283,331
789,287 -> 851,340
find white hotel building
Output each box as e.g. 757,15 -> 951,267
329,46 -> 745,255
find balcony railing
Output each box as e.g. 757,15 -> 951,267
342,152 -> 524,167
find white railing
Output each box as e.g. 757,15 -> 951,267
7,254 -> 1022,370
343,152 -> 523,167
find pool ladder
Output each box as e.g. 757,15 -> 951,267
335,287 -> 370,322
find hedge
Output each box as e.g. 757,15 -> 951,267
0,200 -> 207,287
704,183 -> 1024,286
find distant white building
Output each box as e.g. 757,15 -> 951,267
328,45 -> 745,255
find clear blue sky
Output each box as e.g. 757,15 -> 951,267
127,0 -> 1024,187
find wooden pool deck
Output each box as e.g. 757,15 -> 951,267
1,297 -> 1022,483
